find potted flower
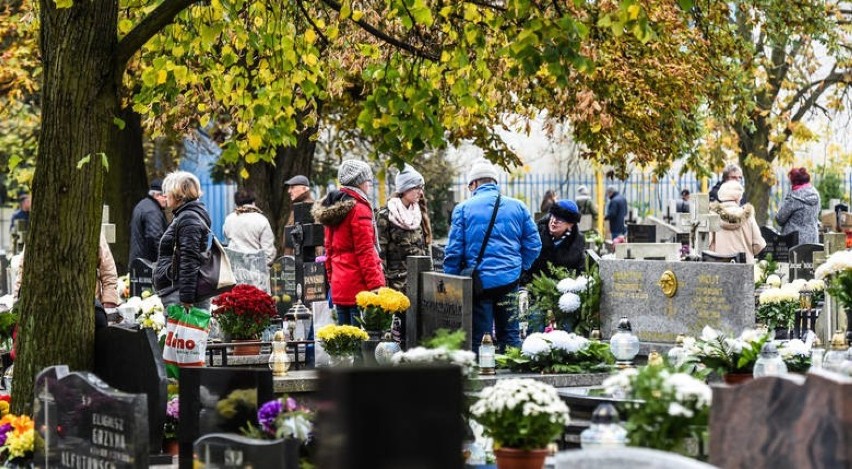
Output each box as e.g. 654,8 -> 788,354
355,287 -> 410,335
243,396 -> 314,467
212,284 -> 278,355
163,395 -> 179,455
523,264 -> 600,336
689,326 -> 771,383
756,286 -> 799,335
816,250 -> 852,344
470,379 -> 570,469
602,363 -> 712,454
316,324 -> 369,366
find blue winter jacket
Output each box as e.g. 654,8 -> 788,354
605,192 -> 628,238
444,184 -> 541,289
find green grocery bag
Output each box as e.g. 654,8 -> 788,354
162,304 -> 211,379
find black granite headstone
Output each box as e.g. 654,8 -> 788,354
416,272 -> 473,350
627,224 -> 656,243
758,227 -> 798,262
701,250 -> 745,263
94,325 -> 168,457
35,365 -> 149,468
269,256 -> 296,315
789,243 -> 824,280
178,368 -> 274,469
405,256 -> 435,350
194,433 -> 299,468
316,366 -> 463,469
129,258 -> 154,297
302,262 -> 327,303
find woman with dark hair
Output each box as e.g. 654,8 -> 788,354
775,167 -> 820,245
223,188 -> 276,265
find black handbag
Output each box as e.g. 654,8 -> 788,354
172,215 -> 236,302
460,194 -> 501,297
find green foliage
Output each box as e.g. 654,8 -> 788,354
754,254 -> 778,287
423,328 -> 466,351
576,262 -> 601,336
815,166 -> 846,209
522,263 -> 600,334
497,340 -> 614,374
756,299 -> 797,330
0,311 -> 18,343
693,328 -> 770,374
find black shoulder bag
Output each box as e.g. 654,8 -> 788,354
460,194 -> 501,296
172,213 -> 236,303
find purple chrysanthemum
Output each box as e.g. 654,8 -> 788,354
0,423 -> 12,446
166,396 -> 180,419
285,397 -> 297,412
258,399 -> 284,434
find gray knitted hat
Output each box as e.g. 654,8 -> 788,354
395,164 -> 425,194
466,158 -> 500,185
338,160 -> 373,186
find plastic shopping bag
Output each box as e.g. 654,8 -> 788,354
163,304 -> 211,379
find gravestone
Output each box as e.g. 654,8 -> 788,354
129,258 -> 154,297
822,232 -> 847,256
302,262 -> 327,303
554,447 -> 716,469
788,243 -> 823,280
34,365 -> 149,468
710,370 -> 851,468
599,258 -> 754,344
627,224 -> 656,244
178,368 -> 274,469
406,256 -> 434,350
269,256 -> 296,314
94,325 -> 168,458
431,244 -> 445,271
757,227 -> 797,262
316,366 -> 463,469
225,247 -> 270,292
194,433 -> 299,468
412,272 -> 473,350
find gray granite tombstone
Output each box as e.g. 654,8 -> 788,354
599,259 -> 754,344
414,272 -> 473,350
709,370 -> 851,468
129,258 -> 154,297
405,255 -> 434,350
34,365 -> 149,468
554,448 -> 717,469
94,325 -> 168,459
194,433 -> 299,468
316,366 -> 463,469
788,243 -> 823,280
177,368 -> 274,469
224,247 -> 270,292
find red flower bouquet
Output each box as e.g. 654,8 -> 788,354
212,284 -> 278,340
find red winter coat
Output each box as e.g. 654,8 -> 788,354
311,188 -> 385,306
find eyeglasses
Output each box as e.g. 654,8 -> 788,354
467,182 -> 476,191
549,216 -> 568,225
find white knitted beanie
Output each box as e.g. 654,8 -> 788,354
466,159 -> 500,185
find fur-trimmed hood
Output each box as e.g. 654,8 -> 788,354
311,190 -> 357,227
710,201 -> 754,230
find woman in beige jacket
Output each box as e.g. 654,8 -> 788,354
709,181 -> 766,263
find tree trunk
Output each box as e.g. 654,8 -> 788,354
104,107 -> 148,274
12,0 -> 118,415
247,116 -> 319,254
738,121 -> 773,227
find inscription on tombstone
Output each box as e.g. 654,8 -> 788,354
417,272 -> 473,349
225,247 -> 270,292
35,365 -> 149,468
627,224 -> 656,244
129,258 -> 154,297
788,243 -> 823,281
269,256 -> 296,300
194,433 -> 299,468
758,227 -> 797,262
599,259 -> 754,343
303,262 -> 327,303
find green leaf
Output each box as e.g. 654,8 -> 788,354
76,154 -> 91,169
100,152 -> 109,172
113,117 -> 126,130
54,0 -> 73,8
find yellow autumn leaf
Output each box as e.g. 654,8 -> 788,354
352,10 -> 364,21
118,19 -> 133,35
156,70 -> 167,84
304,54 -> 318,67
627,4 -> 641,20
54,0 -> 73,8
248,133 -> 262,150
239,167 -> 250,179
305,29 -> 316,44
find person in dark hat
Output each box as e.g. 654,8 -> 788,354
676,189 -> 691,213
283,174 -> 314,255
129,178 -> 168,266
522,199 -> 586,284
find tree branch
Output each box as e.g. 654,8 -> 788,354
319,0 -> 439,61
296,0 -> 330,46
115,0 -> 201,73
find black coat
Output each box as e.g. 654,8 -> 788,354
153,200 -> 211,303
522,218 -> 586,284
129,196 -> 167,265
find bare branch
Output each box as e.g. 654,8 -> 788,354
115,0 -> 200,73
319,0 -> 439,61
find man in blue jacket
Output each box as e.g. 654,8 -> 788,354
605,185 -> 628,239
444,159 -> 541,354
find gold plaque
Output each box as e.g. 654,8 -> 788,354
658,270 -> 678,298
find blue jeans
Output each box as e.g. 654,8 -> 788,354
472,287 -> 521,356
335,305 -> 361,326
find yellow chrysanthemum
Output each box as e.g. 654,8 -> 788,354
356,291 -> 380,308
0,401 -> 10,417
6,428 -> 34,458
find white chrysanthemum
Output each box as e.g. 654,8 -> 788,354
521,336 -> 551,357
546,331 -> 589,354
665,373 -> 712,408
556,278 -> 575,294
754,266 -> 763,283
806,279 -> 825,292
558,292 -> 581,313
739,328 -> 766,344
815,250 -> 852,280
470,379 -> 570,425
779,339 -> 810,358
765,274 -> 782,288
701,326 -> 719,342
724,338 -> 743,354
124,296 -> 143,310
140,295 -> 164,314
668,402 -> 694,418
602,368 -> 638,397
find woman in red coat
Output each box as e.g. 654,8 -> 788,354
312,160 -> 385,325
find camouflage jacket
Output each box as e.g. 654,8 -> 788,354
377,208 -> 427,292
